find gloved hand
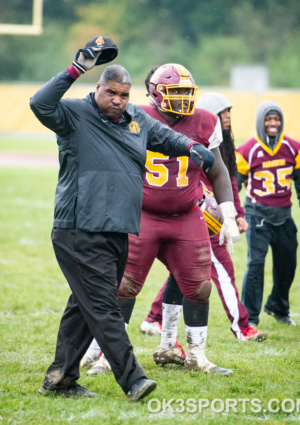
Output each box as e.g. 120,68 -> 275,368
189,144 -> 215,172
219,202 -> 240,254
73,36 -> 118,74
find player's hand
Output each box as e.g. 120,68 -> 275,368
189,144 -> 215,172
219,202 -> 240,253
73,36 -> 118,74
236,217 -> 248,234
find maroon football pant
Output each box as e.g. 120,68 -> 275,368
118,207 -> 211,302
145,234 -> 249,338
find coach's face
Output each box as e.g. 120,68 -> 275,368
95,80 -> 130,120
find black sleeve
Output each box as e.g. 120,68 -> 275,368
236,172 -> 247,192
30,69 -> 79,136
142,111 -> 191,156
293,168 -> 300,205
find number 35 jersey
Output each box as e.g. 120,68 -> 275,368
141,105 -> 222,215
236,135 -> 300,207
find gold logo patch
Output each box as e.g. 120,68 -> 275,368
129,121 -> 140,134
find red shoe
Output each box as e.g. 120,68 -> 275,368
153,341 -> 186,366
240,326 -> 267,341
175,340 -> 187,358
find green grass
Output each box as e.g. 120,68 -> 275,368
0,137 -> 299,425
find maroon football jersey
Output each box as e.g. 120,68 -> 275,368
236,135 -> 300,207
141,105 -> 221,215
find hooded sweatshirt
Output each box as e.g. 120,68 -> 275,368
256,100 -> 284,150
236,101 -> 300,225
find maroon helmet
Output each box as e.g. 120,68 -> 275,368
149,63 -> 198,115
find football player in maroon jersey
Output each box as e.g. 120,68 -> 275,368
236,100 -> 300,327
140,92 -> 267,343
83,64 -> 240,376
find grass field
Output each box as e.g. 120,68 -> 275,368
0,136 -> 299,425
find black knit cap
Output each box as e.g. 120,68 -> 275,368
86,36 -> 118,65
266,109 -> 280,117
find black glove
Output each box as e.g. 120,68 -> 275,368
73,36 -> 118,73
189,144 -> 215,172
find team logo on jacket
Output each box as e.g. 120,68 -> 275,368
129,121 -> 140,134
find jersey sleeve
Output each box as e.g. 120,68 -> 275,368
208,117 -> 222,150
236,149 -> 250,175
231,176 -> 244,218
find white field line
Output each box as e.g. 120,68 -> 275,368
0,151 -> 58,168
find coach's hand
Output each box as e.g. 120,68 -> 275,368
219,202 -> 240,254
189,144 -> 215,172
73,36 -> 118,74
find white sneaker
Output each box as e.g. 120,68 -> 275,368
80,350 -> 100,368
153,342 -> 186,366
80,356 -> 96,368
140,321 -> 162,335
87,351 -> 112,375
184,345 -> 233,375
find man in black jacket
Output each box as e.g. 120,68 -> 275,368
30,36 -> 214,401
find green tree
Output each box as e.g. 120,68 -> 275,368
1,0 -> 300,87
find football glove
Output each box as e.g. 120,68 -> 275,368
219,201 -> 240,254
189,144 -> 215,172
73,36 -> 118,73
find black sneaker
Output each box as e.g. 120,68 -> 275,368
127,378 -> 157,402
264,307 -> 296,326
38,384 -> 99,398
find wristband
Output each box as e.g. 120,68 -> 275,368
67,65 -> 81,80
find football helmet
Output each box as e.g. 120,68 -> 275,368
200,188 -> 223,237
149,64 -> 198,115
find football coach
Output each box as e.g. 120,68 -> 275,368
30,36 -> 214,401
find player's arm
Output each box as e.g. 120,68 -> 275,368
235,149 -> 249,191
236,172 -> 247,191
231,177 -> 248,233
205,147 -> 240,253
206,147 -> 232,203
293,168 -> 300,205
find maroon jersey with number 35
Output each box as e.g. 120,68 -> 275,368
236,135 -> 300,207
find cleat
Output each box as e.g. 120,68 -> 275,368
127,378 -> 157,402
87,351 -> 111,375
184,357 -> 233,375
248,322 -> 257,329
153,341 -> 186,366
240,326 -> 267,341
140,321 -> 162,335
184,345 -> 233,376
264,307 -> 296,326
38,384 -> 98,398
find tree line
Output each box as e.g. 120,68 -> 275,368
1,0 -> 300,87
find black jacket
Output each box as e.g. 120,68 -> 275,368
30,69 -> 194,234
